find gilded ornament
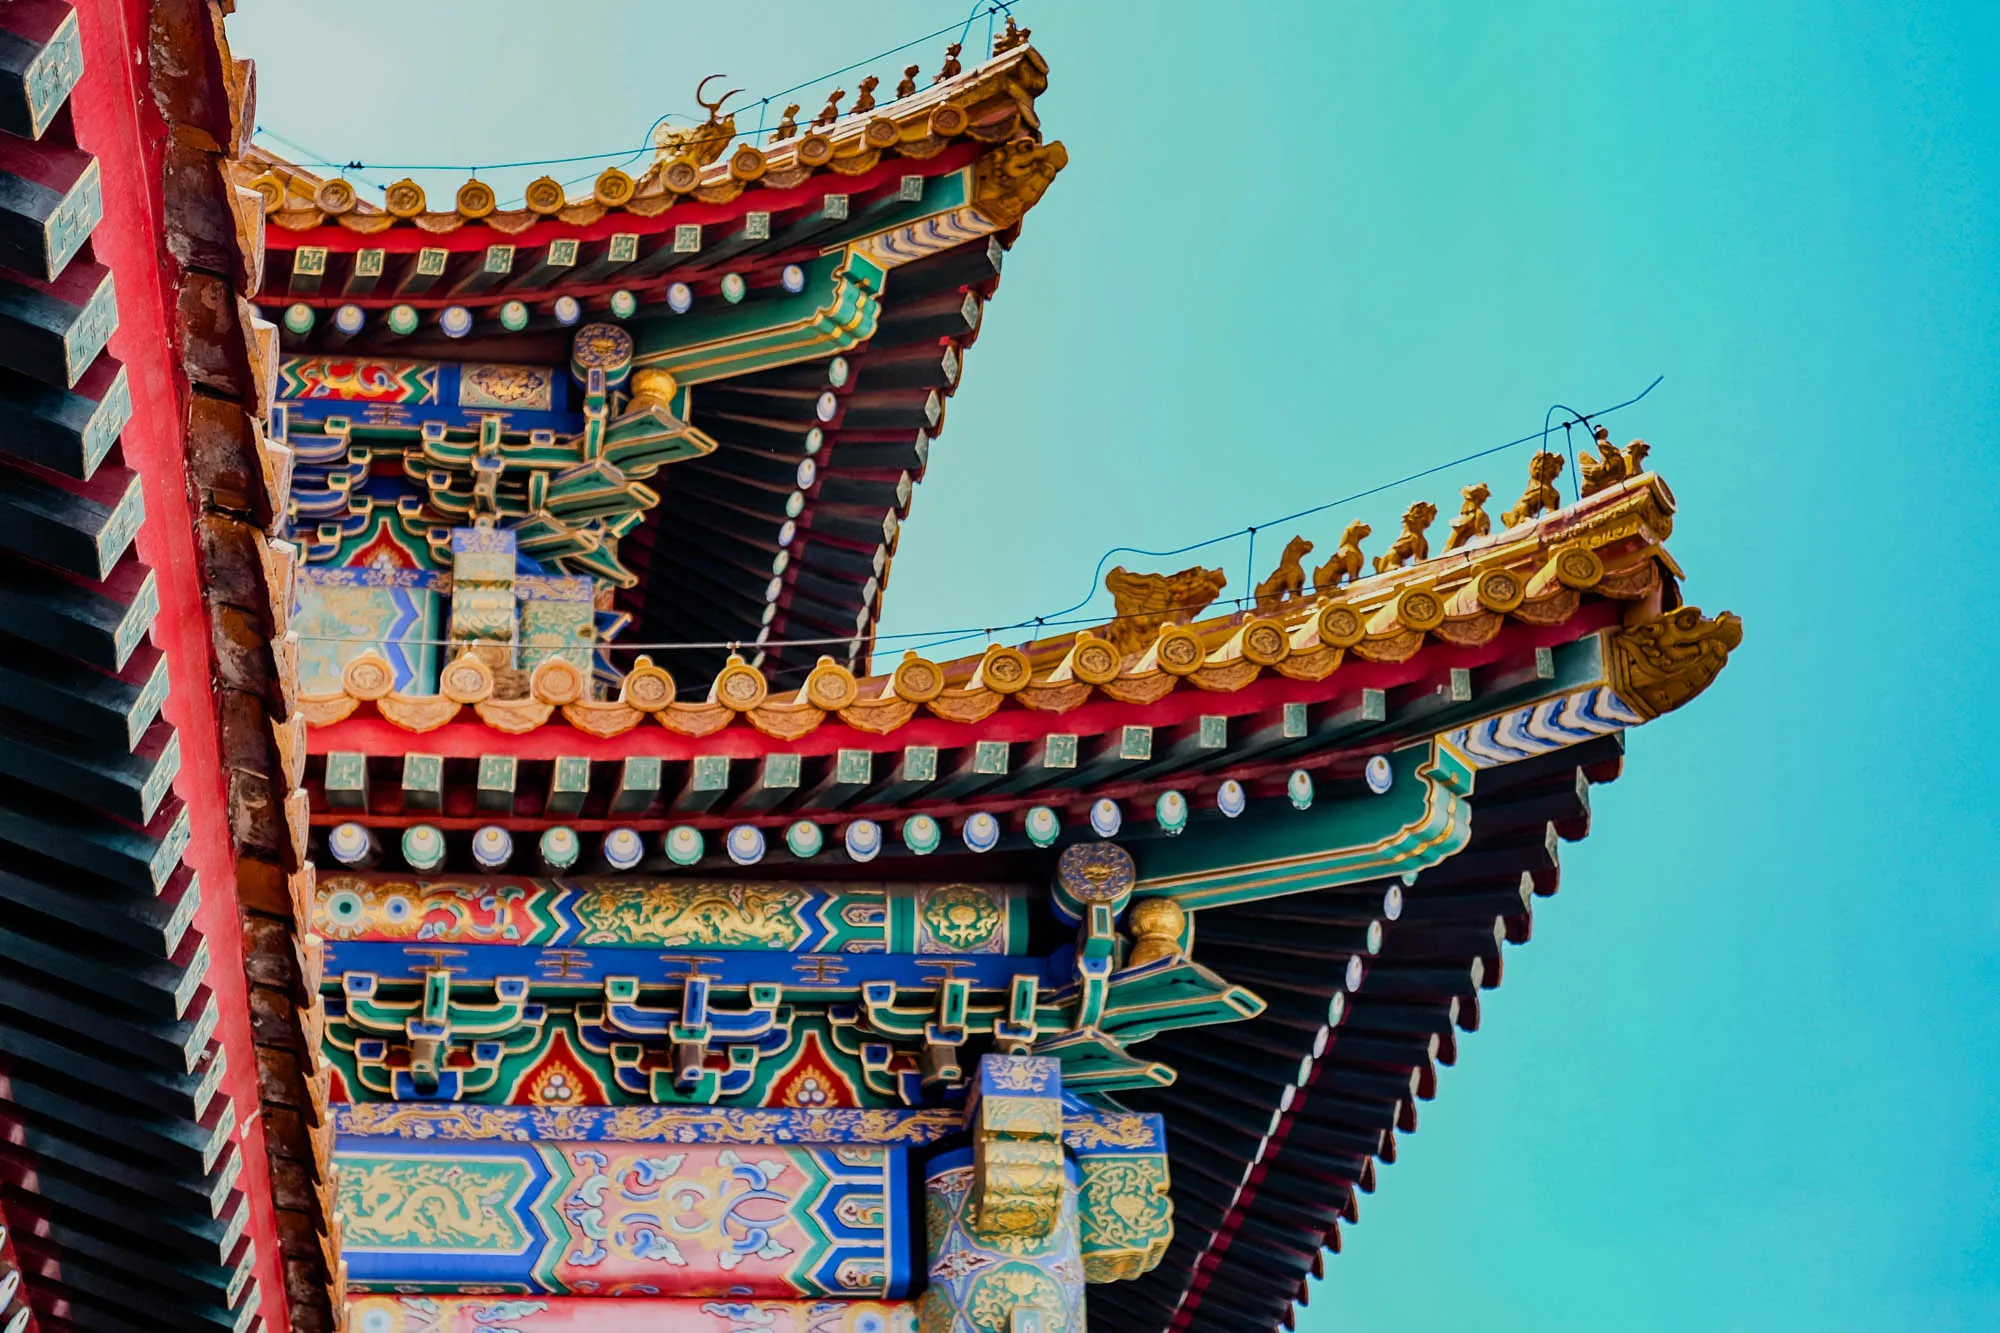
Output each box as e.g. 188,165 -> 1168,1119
892,651 -> 947,702
1238,616 -> 1290,666
1252,534 -> 1314,610
1055,842 -> 1135,916
796,132 -> 835,167
1552,543 -> 1606,588
1446,482 -> 1492,551
438,652 -> 495,703
1373,501 -> 1439,573
1316,600 -> 1366,648
1067,632 -> 1122,685
663,156 -> 702,192
528,656 -> 585,706
1605,605 -> 1742,720
864,116 -> 900,148
974,644 -> 1033,694
729,144 -> 768,182
711,654 -> 770,711
658,77 -> 741,166
1503,450 -> 1566,527
1123,897 -> 1186,968
522,176 -> 566,214
1578,425 -> 1652,496
970,139 -> 1068,228
342,650 -> 396,701
993,16 -> 1033,54
1076,1155 -> 1173,1282
1152,624 -> 1206,675
248,172 -> 285,213
619,655 -> 676,712
1312,520 -> 1370,593
804,656 -> 860,711
921,884 -> 1004,952
592,166 -> 636,208
1101,563 -> 1227,657
1471,566 -> 1525,613
455,179 -> 496,218
383,177 -> 427,218
1390,585 -> 1446,631
314,178 -> 357,214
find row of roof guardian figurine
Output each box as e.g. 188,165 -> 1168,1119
766,18 -> 1032,144
1103,429 -> 1652,648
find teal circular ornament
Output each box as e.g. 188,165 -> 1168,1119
1155,790 -> 1189,837
327,822 -> 371,865
902,814 -> 941,855
827,356 -> 849,387
961,811 -> 1001,853
470,825 -> 512,868
609,288 -> 638,319
499,299 -> 530,331
1288,769 -> 1315,810
282,302 -> 314,335
602,827 -> 644,870
1216,779 -> 1247,818
400,824 -> 445,871
387,303 -> 419,335
1025,806 -> 1060,848
844,819 -> 882,863
664,825 -> 705,866
785,490 -> 806,518
805,426 -> 824,455
786,820 -> 824,858
726,824 -> 766,866
1089,798 -> 1123,839
720,272 -> 747,304
539,826 -> 579,870
1365,754 -> 1394,794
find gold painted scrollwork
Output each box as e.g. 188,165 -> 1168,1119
1606,605 -> 1743,720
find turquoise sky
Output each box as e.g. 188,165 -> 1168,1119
235,2 -> 2000,1327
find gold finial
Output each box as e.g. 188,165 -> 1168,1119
1102,564 -> 1227,657
1445,483 -> 1491,551
934,42 -> 963,84
1125,898 -> 1187,969
1253,535 -> 1314,610
812,88 -> 845,129
993,16 -> 1032,55
1579,425 -> 1653,496
1502,451 -> 1566,528
769,103 -> 800,143
896,64 -> 921,99
1373,501 -> 1439,574
656,75 -> 742,165
852,75 -> 880,114
1312,520 -> 1370,593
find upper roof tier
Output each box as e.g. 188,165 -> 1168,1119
255,42 -> 1065,687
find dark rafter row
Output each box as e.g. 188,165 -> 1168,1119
628,233 -> 1008,684
1106,736 -> 1622,1333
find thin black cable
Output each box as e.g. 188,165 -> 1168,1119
287,378 -> 1663,661
252,2 -> 1021,182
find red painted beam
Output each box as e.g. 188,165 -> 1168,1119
66,3 -> 291,1330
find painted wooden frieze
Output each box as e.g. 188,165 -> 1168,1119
337,1140 -> 910,1298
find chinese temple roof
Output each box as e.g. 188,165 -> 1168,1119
244,42 -> 1063,684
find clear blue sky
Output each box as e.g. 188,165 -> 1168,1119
235,2 -> 2000,1327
